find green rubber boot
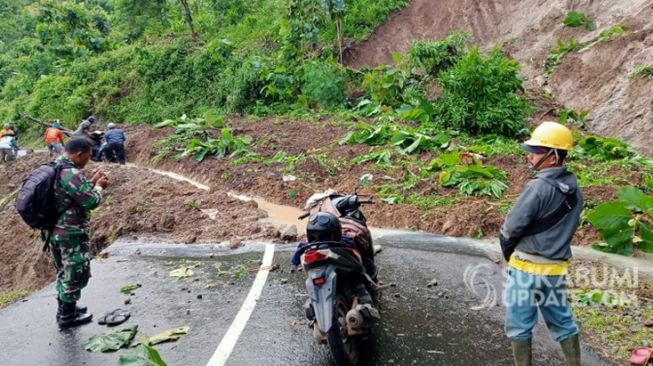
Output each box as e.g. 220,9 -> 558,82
511,339 -> 532,366
560,334 -> 581,366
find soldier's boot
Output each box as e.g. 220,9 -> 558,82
511,339 -> 532,366
58,301 -> 93,329
559,334 -> 581,366
56,298 -> 87,322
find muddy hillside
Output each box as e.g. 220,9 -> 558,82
344,0 -> 653,154
0,154 -> 287,292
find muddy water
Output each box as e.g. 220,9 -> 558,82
228,192 -> 307,230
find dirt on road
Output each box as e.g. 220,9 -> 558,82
0,154 -> 283,292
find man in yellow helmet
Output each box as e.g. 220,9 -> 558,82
500,121 -> 583,366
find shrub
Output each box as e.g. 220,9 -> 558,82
563,11 -> 595,31
301,59 -> 346,107
433,47 -> 533,136
574,135 -> 631,160
408,31 -> 468,76
360,54 -> 413,107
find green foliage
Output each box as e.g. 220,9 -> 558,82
575,135 -> 631,160
341,122 -> 450,154
118,344 -> 168,366
597,24 -> 628,41
630,65 -> 653,79
153,114 -> 251,163
588,187 -> 653,255
120,283 -> 141,295
408,32 -> 469,76
559,108 -> 590,128
361,60 -> 411,107
433,47 -> 533,136
352,149 -> 393,165
563,11 -> 595,31
426,151 -> 508,198
301,60 -> 346,107
544,38 -> 582,75
0,289 -> 31,309
32,1 -> 114,59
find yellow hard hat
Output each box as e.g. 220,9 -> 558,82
523,121 -> 573,151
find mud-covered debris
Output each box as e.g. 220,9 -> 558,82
645,319 -> 653,328
159,214 -> 175,230
169,267 -> 194,279
279,224 -> 298,241
427,279 -> 438,288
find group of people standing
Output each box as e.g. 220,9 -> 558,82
44,116 -> 127,165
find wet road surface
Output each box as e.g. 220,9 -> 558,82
0,242 -> 607,365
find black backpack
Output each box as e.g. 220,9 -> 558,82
15,160 -> 72,234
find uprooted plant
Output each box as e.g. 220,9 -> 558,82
425,150 -> 508,198
152,114 -> 252,163
587,187 -> 653,255
341,121 -> 450,154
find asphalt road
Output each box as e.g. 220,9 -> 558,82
0,241 -> 607,366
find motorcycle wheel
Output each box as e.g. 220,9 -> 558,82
327,293 -> 360,366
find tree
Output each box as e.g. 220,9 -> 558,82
321,0 -> 345,63
112,0 -> 169,41
178,0 -> 197,38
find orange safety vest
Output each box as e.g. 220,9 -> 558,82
44,128 -> 64,144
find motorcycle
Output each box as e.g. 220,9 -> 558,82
296,191 -> 379,366
88,131 -> 107,162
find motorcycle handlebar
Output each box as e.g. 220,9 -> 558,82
357,197 -> 374,204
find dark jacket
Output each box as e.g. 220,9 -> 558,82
105,129 -> 126,144
500,166 -> 583,260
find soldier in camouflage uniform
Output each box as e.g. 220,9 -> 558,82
51,137 -> 109,329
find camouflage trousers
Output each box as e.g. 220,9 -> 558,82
49,229 -> 92,303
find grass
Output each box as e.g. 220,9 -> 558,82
0,290 -> 32,309
568,260 -> 653,362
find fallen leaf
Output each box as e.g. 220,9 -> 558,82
135,326 -> 190,346
118,344 -> 167,366
82,325 -> 138,352
121,284 -> 142,295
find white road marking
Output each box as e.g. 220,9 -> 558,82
206,243 -> 276,366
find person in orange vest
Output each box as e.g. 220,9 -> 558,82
45,121 -> 66,157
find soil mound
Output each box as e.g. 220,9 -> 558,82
0,155 -> 280,292
344,0 -> 653,154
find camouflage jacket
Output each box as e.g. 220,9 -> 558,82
53,156 -> 103,235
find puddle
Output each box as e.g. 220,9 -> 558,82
228,192 -> 306,230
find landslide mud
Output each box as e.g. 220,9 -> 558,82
344,0 -> 653,154
0,155 -> 284,292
